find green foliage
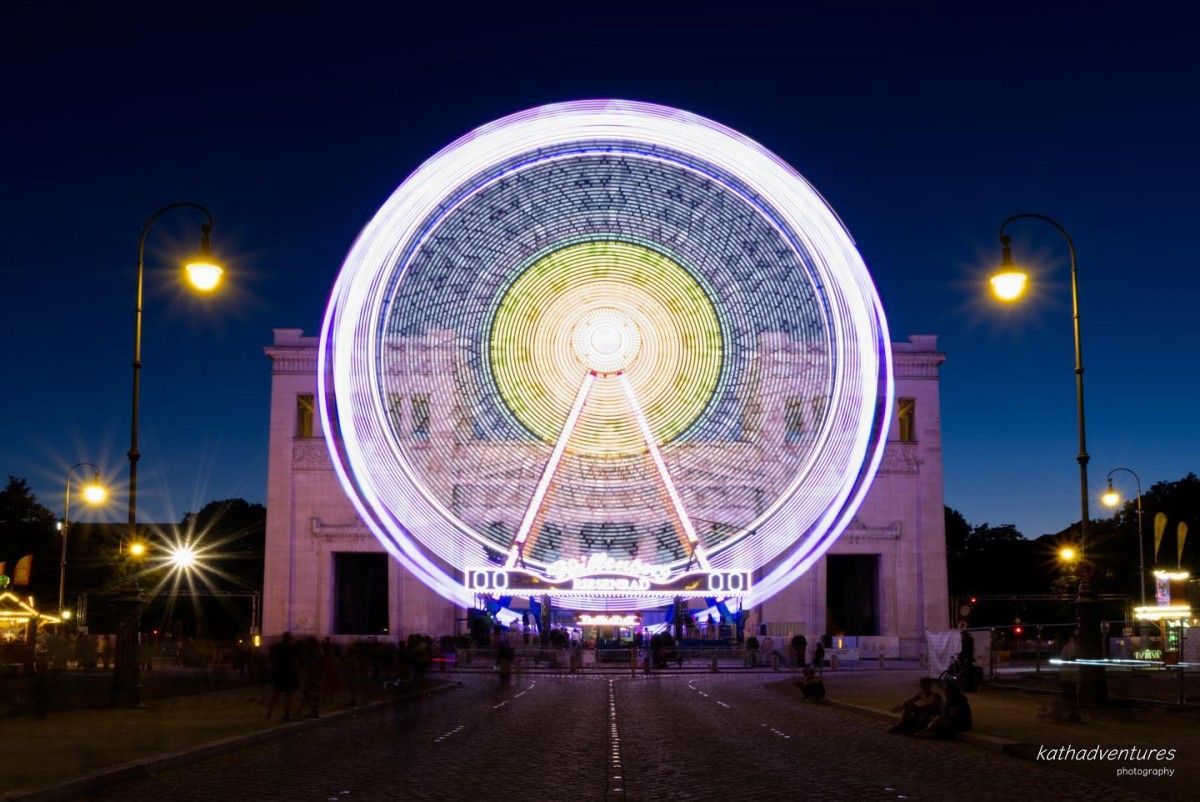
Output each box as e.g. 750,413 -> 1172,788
945,507 -> 1040,595
178,498 -> 266,589
0,476 -> 55,528
0,476 -> 58,589
1089,472 -> 1199,595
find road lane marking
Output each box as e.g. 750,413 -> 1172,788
434,724 -> 465,743
607,679 -> 625,799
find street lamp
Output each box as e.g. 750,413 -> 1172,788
168,544 -> 198,571
990,213 -> 1105,704
60,463 -> 108,620
1058,546 -> 1078,563
114,202 -> 224,708
1101,467 -> 1146,608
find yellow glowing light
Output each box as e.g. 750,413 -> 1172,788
61,609 -> 73,620
1134,604 -> 1192,622
1152,569 -> 1189,581
185,261 -> 224,292
1058,546 -> 1077,562
989,270 -> 1028,302
1101,489 -> 1120,508
128,541 -> 147,558
489,240 -> 723,456
82,482 -> 107,505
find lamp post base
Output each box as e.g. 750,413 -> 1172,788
109,591 -> 145,708
1076,576 -> 1107,706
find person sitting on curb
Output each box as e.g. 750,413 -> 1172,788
797,666 -> 826,702
888,676 -> 939,734
923,679 -> 972,738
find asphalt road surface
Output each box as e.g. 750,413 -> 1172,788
92,673 -> 1142,801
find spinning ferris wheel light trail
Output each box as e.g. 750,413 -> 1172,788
320,100 -> 893,611
504,367 -> 712,572
618,372 -> 710,571
506,370 -> 595,568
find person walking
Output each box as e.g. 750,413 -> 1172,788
99,634 -> 112,671
267,632 -> 299,721
792,634 -> 808,667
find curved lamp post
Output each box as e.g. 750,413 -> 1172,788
990,212 -> 1105,704
114,202 -> 224,708
127,203 -> 223,559
1101,467 -> 1146,608
60,463 -> 107,619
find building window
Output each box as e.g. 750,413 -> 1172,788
411,394 -> 430,440
296,394 -> 314,438
785,397 -> 805,444
333,552 -> 389,635
897,398 -> 916,442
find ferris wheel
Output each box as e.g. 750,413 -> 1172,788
320,100 -> 892,611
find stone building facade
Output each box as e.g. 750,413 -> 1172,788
263,328 -> 947,658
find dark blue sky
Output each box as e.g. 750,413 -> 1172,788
2,2 -> 1196,537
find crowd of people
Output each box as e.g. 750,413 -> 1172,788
265,632 -> 438,721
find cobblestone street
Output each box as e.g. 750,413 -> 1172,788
86,674 -> 1152,801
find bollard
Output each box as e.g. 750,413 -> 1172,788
711,653 -> 719,673
878,652 -> 885,669
830,654 -> 839,671
643,653 -> 651,674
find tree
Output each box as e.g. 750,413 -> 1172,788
137,498 -> 266,640
179,498 -> 266,589
1094,472 -> 1200,599
944,506 -> 971,594
0,476 -> 56,528
0,476 -> 58,597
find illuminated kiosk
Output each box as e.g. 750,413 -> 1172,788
264,101 -> 948,656
1133,569 -> 1192,664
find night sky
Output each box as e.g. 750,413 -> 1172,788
3,2 -> 1196,539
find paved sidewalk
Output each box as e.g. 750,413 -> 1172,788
0,681 -> 454,800
775,667 -> 1198,801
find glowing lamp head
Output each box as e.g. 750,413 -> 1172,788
185,261 -> 224,292
169,545 -> 198,570
1101,480 -> 1121,508
82,482 -> 107,505
989,270 -> 1027,302
61,609 -> 73,621
990,234 -> 1027,301
128,541 -> 147,559
185,222 -> 224,292
1058,546 -> 1077,563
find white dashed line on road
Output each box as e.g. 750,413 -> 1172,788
606,679 -> 625,799
434,724 -> 465,743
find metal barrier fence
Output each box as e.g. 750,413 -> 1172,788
452,645 -> 770,670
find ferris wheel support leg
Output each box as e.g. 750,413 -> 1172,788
504,371 -> 596,568
618,373 -> 711,571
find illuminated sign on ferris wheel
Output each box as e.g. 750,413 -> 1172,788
319,100 -> 892,612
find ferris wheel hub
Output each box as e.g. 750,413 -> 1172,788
572,308 -> 641,372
